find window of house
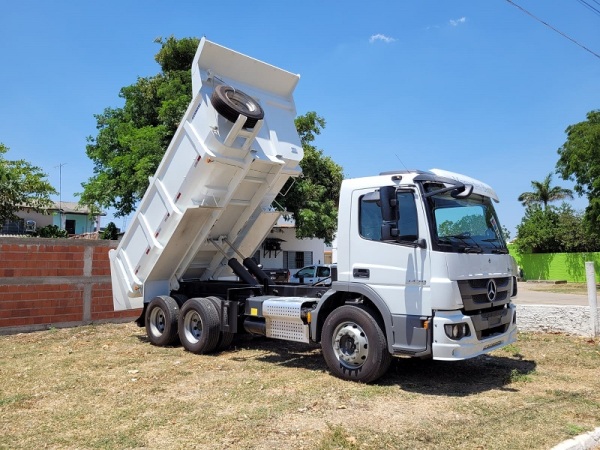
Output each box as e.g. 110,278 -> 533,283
295,251 -> 305,269
283,251 -> 313,269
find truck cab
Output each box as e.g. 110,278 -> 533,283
316,168 -> 517,364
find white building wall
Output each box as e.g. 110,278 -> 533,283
258,226 -> 325,270
15,210 -> 54,229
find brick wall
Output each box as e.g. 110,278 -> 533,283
0,237 -> 141,334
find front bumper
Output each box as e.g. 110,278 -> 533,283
431,304 -> 517,360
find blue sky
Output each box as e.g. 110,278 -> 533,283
1,1 -> 599,237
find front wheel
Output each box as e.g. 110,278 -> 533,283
321,305 -> 391,383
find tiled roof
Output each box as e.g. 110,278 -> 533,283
20,202 -> 106,215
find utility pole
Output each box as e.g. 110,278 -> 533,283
585,262 -> 599,337
55,163 -> 66,229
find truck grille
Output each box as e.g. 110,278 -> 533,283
457,277 -> 514,339
457,277 -> 511,312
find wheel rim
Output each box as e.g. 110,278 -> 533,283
332,321 -> 369,368
183,311 -> 202,344
226,90 -> 257,114
148,307 -> 166,336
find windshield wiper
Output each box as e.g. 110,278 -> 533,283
439,234 -> 484,253
482,238 -> 509,254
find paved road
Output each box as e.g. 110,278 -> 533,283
513,282 -> 592,306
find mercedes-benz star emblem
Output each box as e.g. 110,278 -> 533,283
486,279 -> 497,302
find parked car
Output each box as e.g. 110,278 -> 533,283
289,264 -> 336,286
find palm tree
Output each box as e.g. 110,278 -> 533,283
518,173 -> 574,210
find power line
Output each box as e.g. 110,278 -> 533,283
576,0 -> 600,17
505,0 -> 600,60
588,0 -> 600,9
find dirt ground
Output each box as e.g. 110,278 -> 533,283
1,322 -> 599,450
514,281 -> 592,306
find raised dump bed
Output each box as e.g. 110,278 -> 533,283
110,38 -> 303,310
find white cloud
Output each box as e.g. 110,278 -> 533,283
449,17 -> 467,26
369,34 -> 396,44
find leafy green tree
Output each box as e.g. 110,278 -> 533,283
101,222 -> 119,240
80,37 -> 343,242
0,143 -> 57,222
556,109 -> 600,231
514,202 -> 600,253
554,203 -> 600,252
517,173 -> 573,210
80,36 -> 200,216
277,112 -> 344,244
514,205 -> 560,253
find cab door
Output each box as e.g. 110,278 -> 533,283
349,187 -> 431,317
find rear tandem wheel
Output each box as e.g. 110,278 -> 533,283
206,296 -> 235,350
178,298 -> 221,354
145,296 -> 180,346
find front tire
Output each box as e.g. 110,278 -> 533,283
321,305 -> 391,383
145,296 -> 180,346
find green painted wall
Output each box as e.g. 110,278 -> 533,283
509,246 -> 600,282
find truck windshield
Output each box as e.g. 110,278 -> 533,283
427,191 -> 508,254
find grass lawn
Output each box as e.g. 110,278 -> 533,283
1,323 -> 599,449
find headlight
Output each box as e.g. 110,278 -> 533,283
444,323 -> 470,340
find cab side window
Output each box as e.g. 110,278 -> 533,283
359,198 -> 382,240
359,190 -> 418,243
397,191 -> 418,241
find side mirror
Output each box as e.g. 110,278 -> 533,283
379,186 -> 399,241
451,184 -> 473,198
379,186 -> 397,222
415,238 -> 427,249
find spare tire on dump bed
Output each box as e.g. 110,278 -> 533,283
210,84 -> 264,129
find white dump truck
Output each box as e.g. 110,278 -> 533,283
110,38 -> 517,383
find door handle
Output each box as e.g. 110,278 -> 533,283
353,268 -> 370,279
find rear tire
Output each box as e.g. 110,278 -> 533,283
321,305 -> 391,383
171,293 -> 188,309
206,296 -> 235,350
178,298 -> 220,354
145,296 -> 179,346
